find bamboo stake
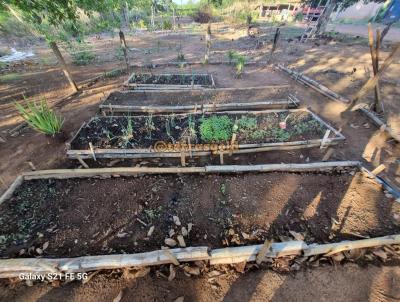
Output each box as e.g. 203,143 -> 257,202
76,155 -> 89,169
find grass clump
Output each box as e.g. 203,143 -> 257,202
200,115 -> 233,142
15,99 -> 64,136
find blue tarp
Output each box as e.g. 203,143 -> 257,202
382,0 -> 400,24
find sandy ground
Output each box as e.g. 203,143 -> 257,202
0,20 -> 400,301
328,23 -> 400,43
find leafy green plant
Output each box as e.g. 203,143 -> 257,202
162,19 -> 173,30
115,46 -> 125,61
250,129 -> 268,140
121,117 -> 134,147
200,115 -> 233,142
226,50 -> 239,65
235,55 -> 246,77
271,128 -> 291,142
15,99 -> 64,136
238,116 -> 257,132
104,69 -> 123,78
70,46 -> 95,65
145,114 -> 156,139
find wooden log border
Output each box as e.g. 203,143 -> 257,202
123,73 -> 215,89
99,94 -> 300,115
0,234 -> 399,278
1,161 -> 399,278
66,108 -> 346,159
359,107 -> 400,142
276,64 -> 351,104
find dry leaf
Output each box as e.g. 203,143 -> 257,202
113,290 -> 123,302
183,266 -> 200,276
330,252 -> 345,262
373,249 -> 388,261
123,267 -> 150,280
169,229 -> 175,237
241,232 -> 250,240
117,232 -> 128,238
36,248 -> 43,255
174,297 -> 184,302
181,227 -> 188,237
168,264 -> 176,281
289,231 -> 304,241
42,242 -> 49,250
165,238 -> 177,247
177,235 -> 186,247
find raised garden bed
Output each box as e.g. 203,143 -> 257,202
66,109 -> 345,160
0,162 -> 399,277
124,72 -> 215,90
99,93 -> 300,115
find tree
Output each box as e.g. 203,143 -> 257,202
0,0 -> 108,92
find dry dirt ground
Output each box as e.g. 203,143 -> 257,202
0,20 -> 400,301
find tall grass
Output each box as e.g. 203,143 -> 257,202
15,99 -> 64,136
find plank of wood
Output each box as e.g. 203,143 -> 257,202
0,247 -> 209,278
303,234 -> 400,257
371,164 -> 386,176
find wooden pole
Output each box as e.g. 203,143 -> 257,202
367,24 -> 382,113
119,30 -> 130,70
49,41 -> 78,93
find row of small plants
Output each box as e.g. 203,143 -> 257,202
70,112 -> 326,150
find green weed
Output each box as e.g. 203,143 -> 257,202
15,99 -> 64,136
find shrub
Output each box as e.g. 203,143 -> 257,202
163,19 -> 173,30
200,115 -> 233,142
192,5 -> 213,23
15,99 -> 64,136
71,49 -> 95,65
235,54 -> 246,77
237,116 -> 257,132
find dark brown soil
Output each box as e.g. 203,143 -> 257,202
101,88 -> 288,107
128,73 -> 213,86
70,111 -> 327,149
1,171 -> 399,258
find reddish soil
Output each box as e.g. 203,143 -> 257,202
1,21 -> 400,301
1,171 -> 399,258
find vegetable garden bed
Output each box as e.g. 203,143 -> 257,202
124,73 -> 215,89
99,93 -> 300,115
66,109 -> 345,160
0,162 -> 399,277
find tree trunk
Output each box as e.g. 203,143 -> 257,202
119,30 -> 130,70
204,24 -> 211,64
49,41 -> 78,93
316,0 -> 337,35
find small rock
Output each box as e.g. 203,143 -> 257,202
173,216 -> 181,226
173,297 -> 184,302
36,248 -> 43,255
165,238 -> 177,247
117,232 -> 128,238
25,280 -> 33,287
330,252 -> 345,262
241,232 -> 250,239
42,242 -> 49,250
289,231 -> 305,241
169,229 -> 175,237
207,270 -> 222,277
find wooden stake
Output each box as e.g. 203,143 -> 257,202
89,142 -> 97,161
219,152 -> 224,165
320,129 -> 331,149
371,164 -> 385,176
76,155 -> 89,169
180,152 -> 186,167
322,148 -> 334,161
